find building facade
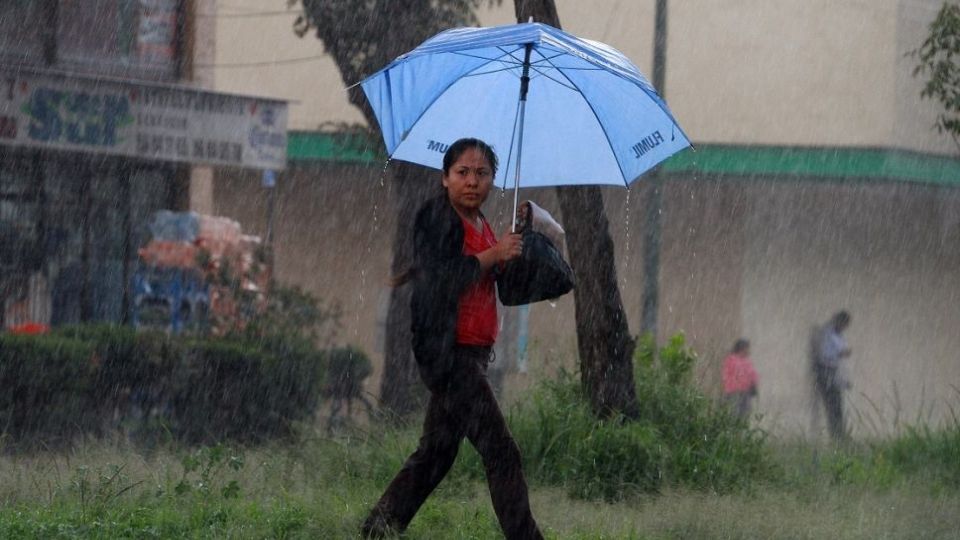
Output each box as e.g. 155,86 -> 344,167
210,0 -> 960,437
0,0 -> 287,328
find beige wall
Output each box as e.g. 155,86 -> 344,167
210,1 -> 960,438
213,1 -> 364,129
215,163 -> 960,437
740,180 -> 960,437
670,0 -> 897,147
213,0 -> 954,152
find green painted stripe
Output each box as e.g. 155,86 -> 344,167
661,145 -> 960,186
288,131 -> 960,185
287,131 -> 382,163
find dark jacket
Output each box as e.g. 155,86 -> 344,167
410,195 -> 485,391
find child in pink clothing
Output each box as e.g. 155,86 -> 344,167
722,339 -> 758,420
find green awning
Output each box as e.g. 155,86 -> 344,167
287,131 -> 382,164
661,145 -> 960,186
288,131 -> 960,186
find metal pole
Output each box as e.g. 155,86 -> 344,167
511,43 -> 534,233
641,0 -> 668,338
263,170 -> 277,245
653,0 -> 668,97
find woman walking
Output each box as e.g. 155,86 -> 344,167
361,139 -> 543,539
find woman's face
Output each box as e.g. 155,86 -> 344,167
442,147 -> 494,215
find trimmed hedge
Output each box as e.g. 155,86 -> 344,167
322,346 -> 373,400
0,325 -> 326,448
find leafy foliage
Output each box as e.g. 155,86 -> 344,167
239,280 -> 341,346
174,445 -> 245,500
0,325 -> 328,448
913,1 -> 960,149
465,334 -> 771,500
322,346 -> 373,400
0,333 -> 96,447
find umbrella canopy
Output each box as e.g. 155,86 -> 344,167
359,22 -> 690,190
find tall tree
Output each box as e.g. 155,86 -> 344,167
292,0 -> 499,418
515,0 -> 639,418
293,0 -> 638,419
913,1 -> 960,151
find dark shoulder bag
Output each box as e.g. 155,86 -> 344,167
496,228 -> 575,306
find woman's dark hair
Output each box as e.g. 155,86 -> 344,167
442,138 -> 498,178
732,339 -> 750,354
391,139 -> 499,288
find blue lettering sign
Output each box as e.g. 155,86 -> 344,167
23,87 -> 132,147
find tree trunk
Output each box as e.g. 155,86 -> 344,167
321,73 -> 434,420
515,0 -> 639,418
331,76 -> 436,420
378,162 -> 436,418
295,1 -> 496,420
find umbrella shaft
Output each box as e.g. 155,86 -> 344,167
512,99 -> 527,233
512,43 -> 534,233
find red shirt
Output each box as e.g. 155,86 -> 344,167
722,353 -> 758,394
455,216 -> 498,346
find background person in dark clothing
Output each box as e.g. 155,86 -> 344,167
811,310 -> 852,441
361,139 -> 542,539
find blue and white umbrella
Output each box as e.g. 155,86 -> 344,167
359,22 -> 690,218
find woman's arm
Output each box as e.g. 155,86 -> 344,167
474,227 -> 522,273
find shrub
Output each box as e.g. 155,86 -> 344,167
503,333 -> 772,500
0,333 -> 95,447
322,346 -> 373,401
632,333 -> 771,492
240,282 -> 342,346
0,324 -> 327,448
566,417 -> 664,500
823,417 -> 960,489
880,420 -> 960,486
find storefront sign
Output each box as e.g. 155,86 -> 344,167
0,69 -> 287,170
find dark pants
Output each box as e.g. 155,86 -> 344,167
362,345 -> 542,540
814,364 -> 846,441
725,391 -> 753,421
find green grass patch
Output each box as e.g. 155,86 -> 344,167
1,333 -> 958,538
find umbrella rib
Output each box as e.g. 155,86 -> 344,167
541,46 -> 690,143
385,49 -> 519,152
498,46 -> 530,67
451,50 -> 524,65
462,64 -> 526,78
540,66 -> 606,71
522,47 -> 579,91
540,54 -> 631,187
530,52 -> 567,65
526,65 -> 579,92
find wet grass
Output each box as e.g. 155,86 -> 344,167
0,425 -> 958,539
1,338 -> 958,538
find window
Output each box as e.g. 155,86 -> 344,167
0,152 -> 41,274
57,0 -> 180,80
0,1 -> 47,66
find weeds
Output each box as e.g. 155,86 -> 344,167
71,463 -> 143,517
0,334 -> 958,538
503,334 -> 771,500
173,445 -> 245,500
